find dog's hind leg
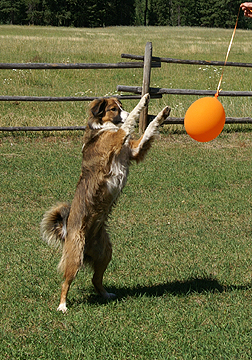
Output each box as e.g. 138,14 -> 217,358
57,270 -> 78,313
91,229 -> 116,299
57,233 -> 84,313
121,93 -> 150,135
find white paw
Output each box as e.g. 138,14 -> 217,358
162,106 -> 171,118
157,106 -> 171,125
140,93 -> 150,107
57,302 -> 67,313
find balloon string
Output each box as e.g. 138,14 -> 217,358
215,7 -> 241,99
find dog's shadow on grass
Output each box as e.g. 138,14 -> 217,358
83,277 -> 251,305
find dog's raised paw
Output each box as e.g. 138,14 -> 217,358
162,106 -> 171,119
141,93 -> 150,107
158,106 -> 171,125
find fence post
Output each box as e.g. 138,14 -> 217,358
139,42 -> 152,133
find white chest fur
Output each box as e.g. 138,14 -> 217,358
106,151 -> 129,197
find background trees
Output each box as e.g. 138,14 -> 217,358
0,0 -> 251,29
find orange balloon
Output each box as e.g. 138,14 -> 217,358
184,96 -> 226,142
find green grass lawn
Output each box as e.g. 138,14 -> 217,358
1,132 -> 252,359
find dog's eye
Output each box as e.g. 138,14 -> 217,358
110,107 -> 117,112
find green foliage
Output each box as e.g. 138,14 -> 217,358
0,0 -> 251,28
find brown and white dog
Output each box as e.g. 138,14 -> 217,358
41,94 -> 171,312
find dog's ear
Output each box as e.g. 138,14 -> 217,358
90,98 -> 107,118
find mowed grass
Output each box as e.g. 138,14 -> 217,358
0,25 -> 251,130
1,132 -> 252,359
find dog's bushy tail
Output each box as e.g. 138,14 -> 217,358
40,203 -> 71,248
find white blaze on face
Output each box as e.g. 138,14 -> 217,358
115,101 -> 129,123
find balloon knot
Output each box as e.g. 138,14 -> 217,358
215,89 -> 221,99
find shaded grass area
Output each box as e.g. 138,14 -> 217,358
0,133 -> 252,359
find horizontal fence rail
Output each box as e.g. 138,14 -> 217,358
0,95 -> 144,102
121,53 -> 252,68
0,126 -> 87,132
2,117 -> 251,132
117,85 -> 252,97
158,117 -> 252,125
0,62 -> 161,70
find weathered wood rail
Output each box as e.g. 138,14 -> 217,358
0,95 -> 142,102
121,53 -> 252,68
117,86 -> 252,98
0,62 -> 161,70
1,115 -> 249,133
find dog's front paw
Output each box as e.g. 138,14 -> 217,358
140,93 -> 150,108
157,106 -> 171,125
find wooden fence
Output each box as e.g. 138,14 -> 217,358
0,41 -> 251,132
120,42 -> 252,132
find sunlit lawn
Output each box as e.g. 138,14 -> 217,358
1,132 -> 252,358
